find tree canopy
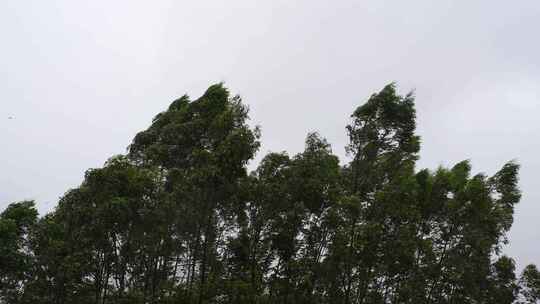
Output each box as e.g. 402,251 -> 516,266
1,83 -> 537,304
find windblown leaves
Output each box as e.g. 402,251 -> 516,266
0,83 -> 532,304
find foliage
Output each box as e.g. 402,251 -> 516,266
0,83 -> 535,304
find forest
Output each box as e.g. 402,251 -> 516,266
1,83 -> 539,304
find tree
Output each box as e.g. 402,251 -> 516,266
0,201 -> 38,303
520,264 -> 540,303
486,256 -> 519,304
0,83 -> 533,304
128,83 -> 260,303
326,83 -> 420,304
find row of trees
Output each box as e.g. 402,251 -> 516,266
1,83 -> 538,303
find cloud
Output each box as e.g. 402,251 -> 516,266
1,0 -> 538,269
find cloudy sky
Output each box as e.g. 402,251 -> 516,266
1,1 -> 539,269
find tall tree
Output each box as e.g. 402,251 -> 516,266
330,83 -> 419,304
0,83 -> 533,304
0,201 -> 38,303
128,83 -> 260,303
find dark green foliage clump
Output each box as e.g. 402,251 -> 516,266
1,83 -> 537,303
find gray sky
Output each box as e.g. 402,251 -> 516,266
1,1 -> 539,269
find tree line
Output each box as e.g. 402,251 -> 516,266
1,83 -> 539,304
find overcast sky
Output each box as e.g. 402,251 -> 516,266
1,1 -> 539,269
